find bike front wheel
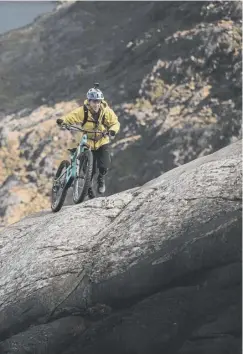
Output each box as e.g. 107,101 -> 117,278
51,160 -> 70,212
73,149 -> 93,204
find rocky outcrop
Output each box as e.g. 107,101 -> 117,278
0,140 -> 241,354
0,1 -> 242,228
106,1 -> 242,194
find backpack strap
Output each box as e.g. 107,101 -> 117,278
83,104 -> 109,130
82,105 -> 89,127
101,113 -> 109,129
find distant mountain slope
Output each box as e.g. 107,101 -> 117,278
0,1 -> 241,228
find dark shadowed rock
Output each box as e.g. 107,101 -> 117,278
0,140 -> 241,354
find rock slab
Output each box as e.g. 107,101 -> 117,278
0,140 -> 242,354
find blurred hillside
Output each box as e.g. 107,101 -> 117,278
0,1 -> 242,228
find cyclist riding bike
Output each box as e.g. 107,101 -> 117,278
56,84 -> 120,197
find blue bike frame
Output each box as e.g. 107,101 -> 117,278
64,134 -> 89,189
54,124 -> 107,190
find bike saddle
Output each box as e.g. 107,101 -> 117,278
68,148 -> 77,153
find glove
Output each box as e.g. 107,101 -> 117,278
109,130 -> 116,137
56,118 -> 64,125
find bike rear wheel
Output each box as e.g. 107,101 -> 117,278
73,149 -> 93,204
51,160 -> 70,212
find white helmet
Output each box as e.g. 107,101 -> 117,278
87,84 -> 104,101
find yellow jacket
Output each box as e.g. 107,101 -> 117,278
62,100 -> 120,150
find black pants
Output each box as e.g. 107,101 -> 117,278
92,144 -> 111,178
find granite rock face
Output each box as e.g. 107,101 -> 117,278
0,140 -> 241,354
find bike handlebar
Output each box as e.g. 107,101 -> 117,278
61,123 -> 108,136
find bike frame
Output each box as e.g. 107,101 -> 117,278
54,134 -> 89,189
54,125 -> 107,190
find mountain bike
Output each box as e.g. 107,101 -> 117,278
51,124 -> 108,212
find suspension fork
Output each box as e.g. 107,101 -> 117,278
74,145 -> 82,178
75,135 -> 89,175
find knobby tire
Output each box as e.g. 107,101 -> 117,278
51,160 -> 70,212
73,149 -> 93,204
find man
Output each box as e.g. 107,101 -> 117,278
56,84 -> 120,197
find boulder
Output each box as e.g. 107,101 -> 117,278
0,140 -> 241,353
